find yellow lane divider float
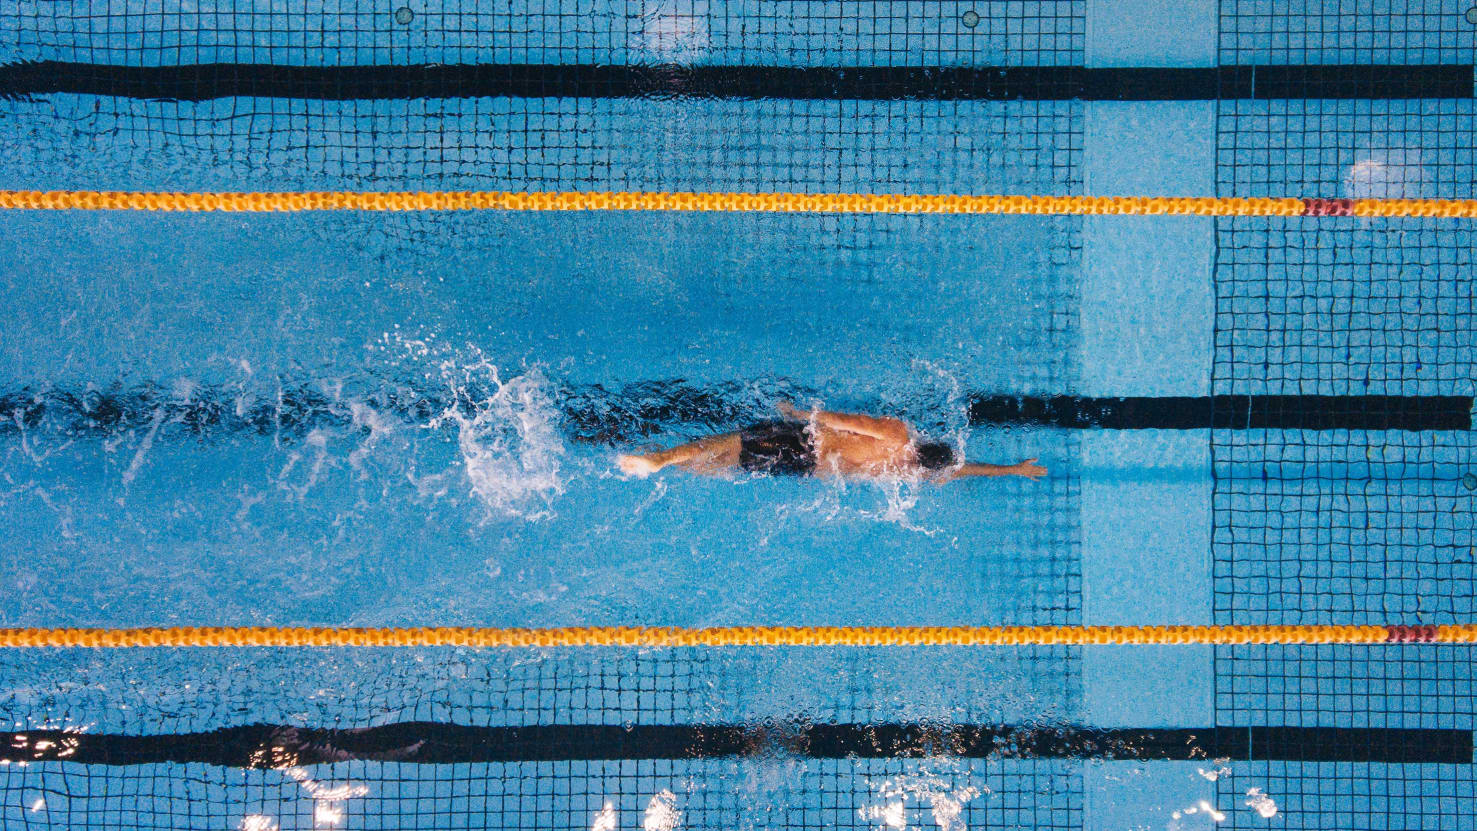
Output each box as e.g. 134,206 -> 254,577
0,624 -> 1467,648
3,190 -> 1477,217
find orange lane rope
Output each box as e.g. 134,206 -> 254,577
0,624 -> 1467,648
1,190 -> 1476,217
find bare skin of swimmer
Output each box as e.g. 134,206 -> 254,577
617,402 -> 1046,482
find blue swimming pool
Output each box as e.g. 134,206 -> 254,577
0,1 -> 1473,829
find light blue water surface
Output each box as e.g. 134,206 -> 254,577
0,208 -> 1074,629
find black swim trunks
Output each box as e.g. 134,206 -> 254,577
739,420 -> 817,476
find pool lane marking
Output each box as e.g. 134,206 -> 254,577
6,388 -> 1470,445
3,190 -> 1477,216
0,61 -> 1469,102
970,394 -> 1474,430
2,723 -> 1466,765
0,623 -> 1463,647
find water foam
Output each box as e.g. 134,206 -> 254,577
277,428 -> 332,500
1244,788 -> 1278,819
1171,799 -> 1226,823
643,789 -> 681,831
347,401 -> 396,478
862,771 -> 984,831
1196,760 -> 1231,782
780,466 -> 937,536
590,802 -> 618,831
428,355 -> 565,521
119,407 -> 164,488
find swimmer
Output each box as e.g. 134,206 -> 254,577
617,401 -> 1046,482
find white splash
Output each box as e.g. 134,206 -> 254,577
591,801 -> 618,831
860,801 -> 907,829
278,429 -> 332,499
789,473 -> 935,535
314,802 -> 343,826
631,477 -> 669,518
347,401 -> 395,477
1245,788 -> 1278,819
29,798 -> 44,812
1197,760 -> 1231,782
643,790 -> 680,831
1173,800 -> 1226,823
863,775 -> 981,831
239,816 -> 279,831
928,788 -> 979,831
233,486 -> 267,524
282,766 -> 369,829
1344,148 -> 1428,199
12,407 -> 74,465
860,472 -> 930,529
121,407 -> 165,487
430,358 -> 565,521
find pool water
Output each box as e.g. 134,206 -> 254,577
0,209 -> 1076,629
0,1 -> 1474,829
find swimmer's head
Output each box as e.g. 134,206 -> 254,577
913,441 -> 958,471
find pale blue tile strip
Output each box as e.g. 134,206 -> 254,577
1085,0 -> 1217,68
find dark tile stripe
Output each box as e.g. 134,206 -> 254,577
1,61 -> 1471,102
3,723 -> 1468,767
969,395 -> 1474,431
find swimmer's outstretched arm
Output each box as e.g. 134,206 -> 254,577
777,401 -> 909,442
943,458 -> 1047,482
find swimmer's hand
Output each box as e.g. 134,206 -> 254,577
617,454 -> 659,477
1012,458 -> 1047,480
777,401 -> 809,420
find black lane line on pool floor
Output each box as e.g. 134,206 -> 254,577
3,723 -> 1469,767
2,387 -> 1470,442
0,61 -> 1471,102
968,394 -> 1475,431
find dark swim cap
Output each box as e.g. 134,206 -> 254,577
915,441 -> 958,471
